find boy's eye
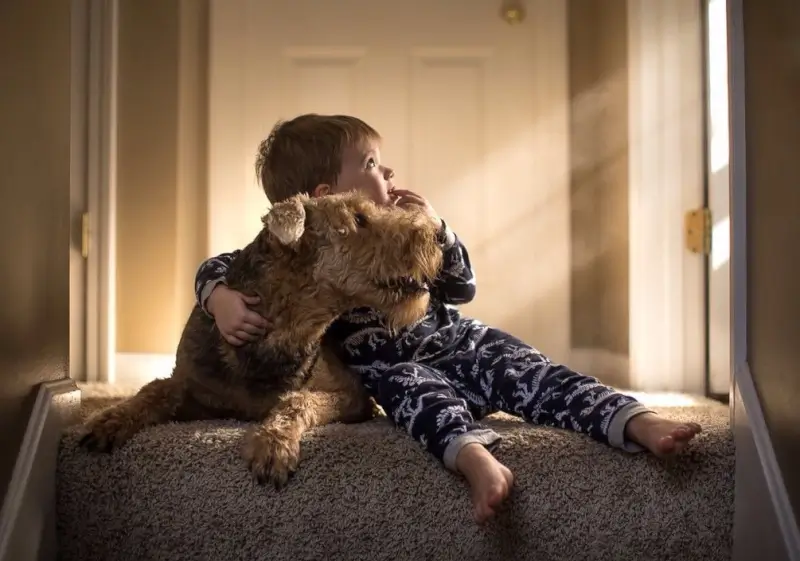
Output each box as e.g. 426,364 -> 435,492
354,212 -> 368,228
365,158 -> 376,169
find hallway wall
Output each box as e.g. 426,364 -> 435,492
0,0 -> 72,503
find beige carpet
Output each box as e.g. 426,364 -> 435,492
57,384 -> 734,561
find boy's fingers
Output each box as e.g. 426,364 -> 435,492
235,330 -> 257,342
396,196 -> 419,208
241,294 -> 261,305
394,189 -> 425,202
244,310 -> 268,327
240,323 -> 265,336
397,194 -> 426,207
225,333 -> 245,346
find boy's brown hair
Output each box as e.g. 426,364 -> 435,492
255,114 -> 381,204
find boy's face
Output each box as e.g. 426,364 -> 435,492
314,137 -> 397,205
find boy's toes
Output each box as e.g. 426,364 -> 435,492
672,423 -> 702,443
672,426 -> 692,440
687,422 -> 702,434
657,434 -> 677,455
473,504 -> 493,524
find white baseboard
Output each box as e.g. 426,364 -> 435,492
569,348 -> 630,387
114,352 -> 176,388
0,379 -> 80,561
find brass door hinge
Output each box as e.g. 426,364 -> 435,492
81,212 -> 90,259
685,207 -> 711,255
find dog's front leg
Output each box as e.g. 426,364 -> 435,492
80,376 -> 186,453
243,389 -> 353,488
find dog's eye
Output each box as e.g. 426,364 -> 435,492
354,213 -> 368,228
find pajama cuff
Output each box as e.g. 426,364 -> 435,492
442,428 -> 503,472
608,401 -> 654,453
200,277 -> 228,317
439,219 -> 457,250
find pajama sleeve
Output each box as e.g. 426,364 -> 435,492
194,250 -> 242,314
430,220 -> 477,305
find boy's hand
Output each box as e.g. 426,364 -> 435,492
207,284 -> 269,346
392,189 -> 443,229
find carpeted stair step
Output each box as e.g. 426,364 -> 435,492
57,387 -> 734,561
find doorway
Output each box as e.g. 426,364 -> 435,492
71,0 -> 118,384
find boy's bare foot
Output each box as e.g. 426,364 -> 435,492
624,412 -> 702,458
455,443 -> 514,524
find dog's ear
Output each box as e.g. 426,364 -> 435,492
262,195 -> 308,245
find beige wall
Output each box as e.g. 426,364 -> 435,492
0,0 -> 72,502
115,0 -> 209,354
567,0 -> 630,387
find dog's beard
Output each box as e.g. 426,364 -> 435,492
380,293 -> 431,334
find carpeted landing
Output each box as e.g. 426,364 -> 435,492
57,383 -> 733,561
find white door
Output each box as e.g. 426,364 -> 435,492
705,0 -> 732,397
209,0 -> 572,361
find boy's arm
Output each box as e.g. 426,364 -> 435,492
194,250 -> 242,314
430,220 -> 476,305
195,250 -> 268,345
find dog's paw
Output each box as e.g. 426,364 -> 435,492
243,426 -> 301,489
78,408 -> 137,453
369,397 -> 386,419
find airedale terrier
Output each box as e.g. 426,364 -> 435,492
79,191 -> 444,487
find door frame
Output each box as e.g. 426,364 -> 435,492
703,0 -> 733,401
84,0 -> 119,384
70,0 -> 90,381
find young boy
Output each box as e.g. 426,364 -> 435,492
196,114 -> 702,524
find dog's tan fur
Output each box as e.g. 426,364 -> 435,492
80,192 -> 443,487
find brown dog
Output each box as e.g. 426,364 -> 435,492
79,192 -> 444,487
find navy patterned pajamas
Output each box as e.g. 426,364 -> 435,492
195,220 -> 651,471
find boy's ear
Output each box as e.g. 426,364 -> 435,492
262,195 -> 308,245
312,183 -> 331,197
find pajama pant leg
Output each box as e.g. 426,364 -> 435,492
360,363 -> 502,471
436,322 -> 654,452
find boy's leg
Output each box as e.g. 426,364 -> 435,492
438,320 -> 700,455
359,361 -> 500,470
357,362 -> 514,523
